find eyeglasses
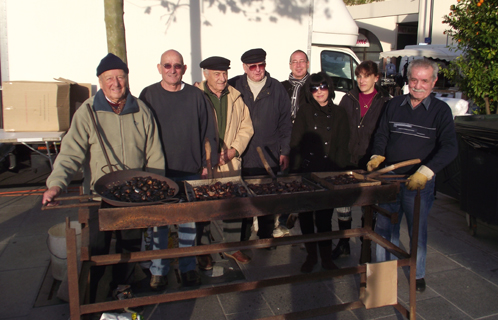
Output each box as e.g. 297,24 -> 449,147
247,63 -> 266,71
310,83 -> 328,93
162,63 -> 183,70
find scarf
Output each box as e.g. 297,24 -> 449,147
288,72 -> 309,119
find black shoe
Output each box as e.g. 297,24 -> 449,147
181,270 -> 201,287
416,278 -> 426,293
331,240 -> 350,260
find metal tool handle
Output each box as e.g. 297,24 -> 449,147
257,146 -> 277,179
205,138 -> 213,179
86,103 -> 114,173
366,159 -> 421,178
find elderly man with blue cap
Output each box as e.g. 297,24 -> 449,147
195,56 -> 254,269
43,53 -> 164,312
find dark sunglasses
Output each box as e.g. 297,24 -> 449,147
163,63 -> 183,70
310,82 -> 328,93
247,63 -> 266,71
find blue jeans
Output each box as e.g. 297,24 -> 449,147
149,223 -> 197,276
375,176 -> 435,279
149,174 -> 199,276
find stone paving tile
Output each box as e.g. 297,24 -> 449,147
17,206 -> 78,238
29,304 -> 70,320
0,209 -> 28,239
426,268 -> 498,318
145,295 -> 225,320
225,307 -> 275,320
416,296 -> 472,320
0,233 -> 51,271
218,290 -> 270,315
0,267 -> 46,318
448,251 -> 498,286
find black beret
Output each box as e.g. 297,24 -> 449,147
241,48 -> 266,64
200,56 -> 231,71
96,53 -> 129,77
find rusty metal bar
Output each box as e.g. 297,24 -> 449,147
98,184 -> 399,230
89,229 -> 367,266
66,217 -> 82,320
371,204 -> 399,224
409,189 -> 421,320
367,230 -> 411,260
79,266 -> 367,315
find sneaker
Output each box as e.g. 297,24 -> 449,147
181,270 -> 201,287
112,285 -> 144,314
197,254 -> 213,271
273,225 -> 290,238
150,275 -> 168,291
224,250 -> 251,264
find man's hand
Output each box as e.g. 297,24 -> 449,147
201,167 -> 208,179
406,172 -> 429,190
42,186 -> 62,206
280,155 -> 289,171
367,155 -> 385,172
218,148 -> 237,166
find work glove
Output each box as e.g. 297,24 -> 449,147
406,165 -> 434,190
366,155 -> 385,172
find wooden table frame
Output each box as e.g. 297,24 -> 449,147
64,179 -> 420,320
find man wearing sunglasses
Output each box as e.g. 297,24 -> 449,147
139,49 -> 218,291
228,48 -> 292,243
195,56 -> 254,267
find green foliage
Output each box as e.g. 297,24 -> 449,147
442,0 -> 498,114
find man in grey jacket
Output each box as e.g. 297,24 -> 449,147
43,53 -> 164,310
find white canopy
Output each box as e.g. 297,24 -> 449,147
380,44 -> 462,61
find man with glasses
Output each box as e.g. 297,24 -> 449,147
228,48 -> 292,245
139,49 -> 218,290
281,50 -> 310,123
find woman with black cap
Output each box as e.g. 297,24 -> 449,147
290,72 -> 351,273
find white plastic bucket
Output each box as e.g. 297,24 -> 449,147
47,221 -> 81,281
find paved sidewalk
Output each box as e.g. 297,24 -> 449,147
0,188 -> 498,320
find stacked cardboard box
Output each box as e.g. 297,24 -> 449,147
2,79 -> 92,132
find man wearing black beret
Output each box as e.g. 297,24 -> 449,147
228,48 -> 292,243
195,56 -> 254,267
43,53 -> 164,311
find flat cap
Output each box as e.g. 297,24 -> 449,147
96,53 -> 129,77
200,56 -> 231,71
241,48 -> 266,64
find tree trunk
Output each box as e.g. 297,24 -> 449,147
484,96 -> 491,115
104,0 -> 127,64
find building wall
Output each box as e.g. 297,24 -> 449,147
347,0 -> 457,52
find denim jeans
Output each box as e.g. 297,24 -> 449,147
149,223 -> 197,276
149,174 -> 199,276
375,176 -> 435,279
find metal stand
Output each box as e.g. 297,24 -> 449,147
65,181 -> 421,320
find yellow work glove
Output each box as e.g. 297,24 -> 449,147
406,172 -> 429,190
366,155 -> 385,172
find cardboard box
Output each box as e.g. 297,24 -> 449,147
2,79 -> 92,132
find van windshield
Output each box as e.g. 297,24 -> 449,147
320,51 -> 357,93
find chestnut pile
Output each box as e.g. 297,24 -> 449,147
192,181 -> 249,201
247,180 -> 317,195
324,174 -> 362,185
102,176 -> 175,202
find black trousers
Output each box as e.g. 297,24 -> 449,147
298,209 -> 333,247
88,204 -> 142,302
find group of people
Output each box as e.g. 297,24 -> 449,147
42,47 -> 457,309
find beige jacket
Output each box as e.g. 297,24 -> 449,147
200,82 -> 254,177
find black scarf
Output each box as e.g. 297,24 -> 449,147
288,72 -> 309,119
